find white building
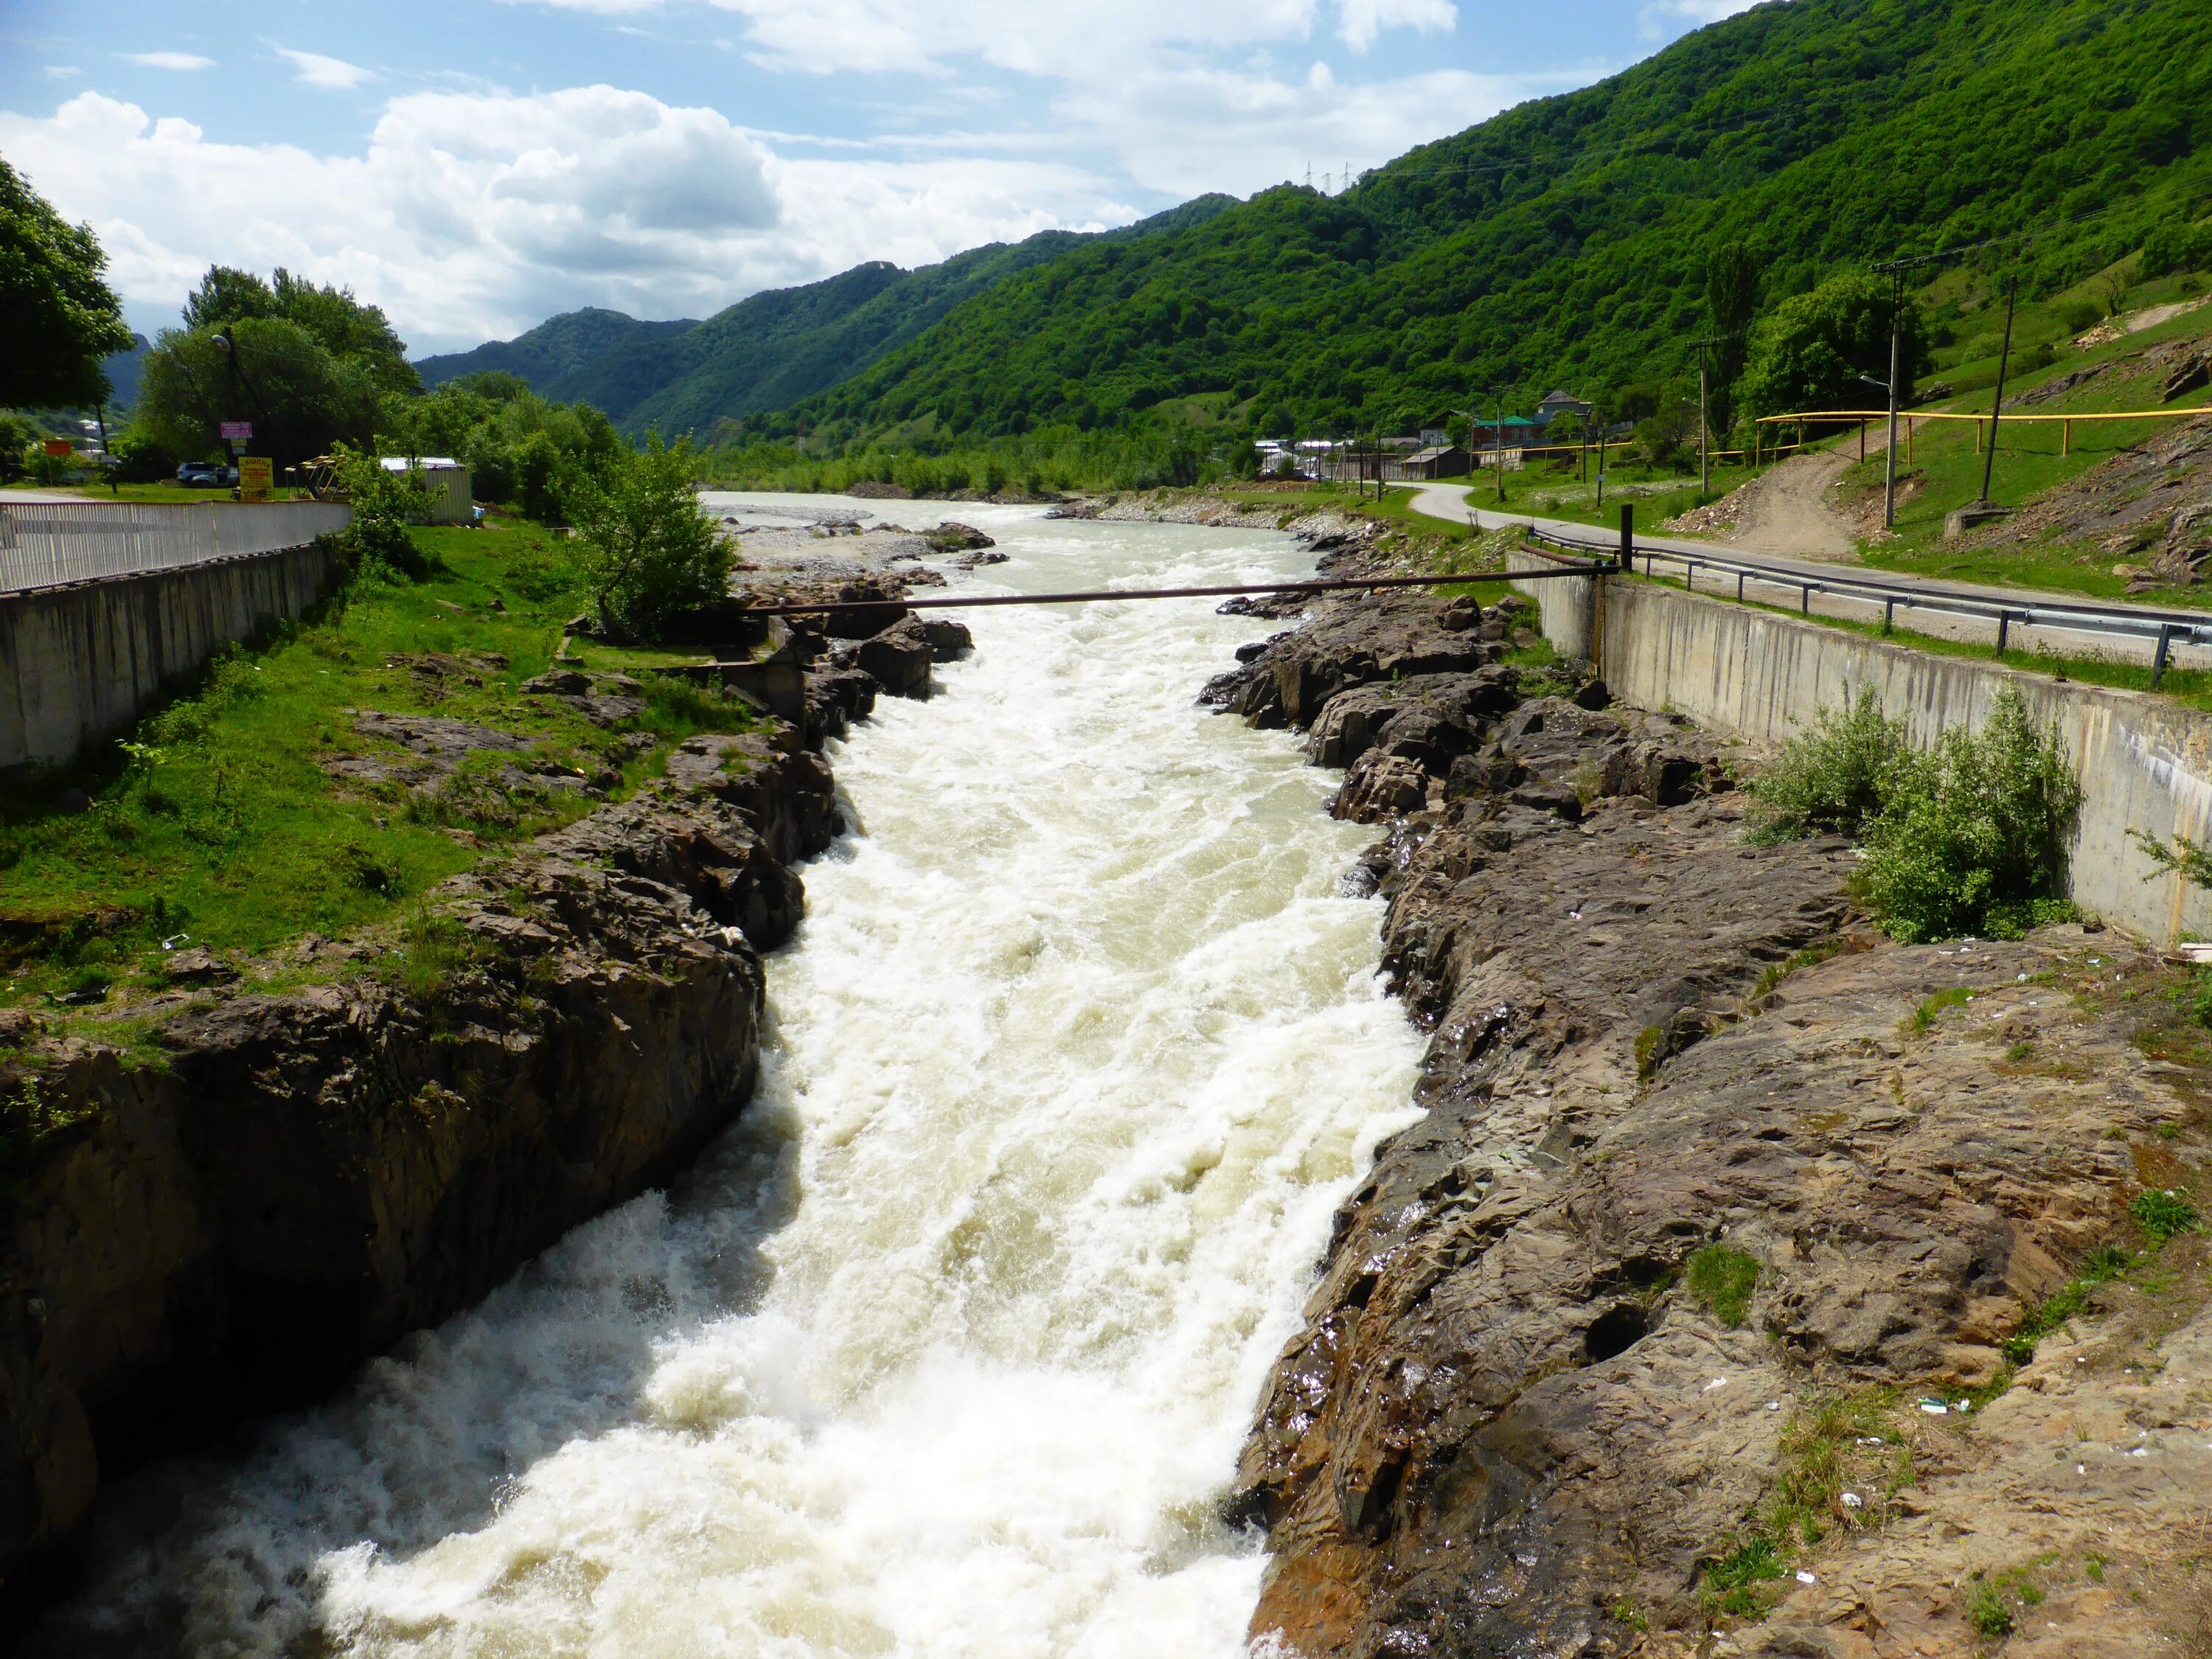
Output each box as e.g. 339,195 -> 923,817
378,456 -> 474,524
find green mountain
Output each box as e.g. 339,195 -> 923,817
784,0 -> 2210,445
416,195 -> 1237,437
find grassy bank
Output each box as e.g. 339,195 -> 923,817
0,515 -> 738,1015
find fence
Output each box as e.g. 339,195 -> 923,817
0,501 -> 351,594
1515,520 -> 2212,686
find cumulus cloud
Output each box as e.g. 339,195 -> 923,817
274,48 -> 378,89
1338,0 -> 1454,53
122,51 -> 215,71
0,88 -> 1130,351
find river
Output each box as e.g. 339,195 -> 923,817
38,503 -> 1424,1658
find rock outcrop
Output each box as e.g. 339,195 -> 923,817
0,710 -> 845,1599
1215,579 -> 2212,1657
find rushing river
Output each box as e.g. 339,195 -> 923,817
40,503 -> 1424,1658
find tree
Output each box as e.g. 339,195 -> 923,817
563,435 -> 727,639
1736,272 -> 1931,425
0,156 -> 133,408
182,263 -> 420,397
135,317 -> 380,467
1705,240 -> 1759,432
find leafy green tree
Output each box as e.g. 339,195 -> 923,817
182,264 -> 420,397
563,435 -> 727,639
1736,272 -> 1931,425
1705,240 -> 1760,433
0,155 -> 133,408
135,316 -> 379,467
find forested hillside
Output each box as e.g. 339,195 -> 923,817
417,196 -> 1235,437
784,0 -> 2209,447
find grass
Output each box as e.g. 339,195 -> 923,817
1750,939 -> 1845,1003
1832,280 -> 2212,601
1405,455 -> 1762,537
0,512 -> 748,1015
1,480 -> 314,504
2132,1188 -> 2202,1241
1702,1387 -> 1921,1624
1912,986 -> 1975,1032
1685,1244 -> 1760,1327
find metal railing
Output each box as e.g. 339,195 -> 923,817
0,501 -> 352,594
1517,520 -> 2212,687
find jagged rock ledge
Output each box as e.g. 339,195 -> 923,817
1208,573 -> 2212,1656
0,588 -> 967,1601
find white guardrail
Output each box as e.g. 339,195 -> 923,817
0,501 -> 352,594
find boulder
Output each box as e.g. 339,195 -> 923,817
856,617 -> 933,697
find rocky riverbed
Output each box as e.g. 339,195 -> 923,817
1209,557 -> 2212,1657
0,580 -> 965,1606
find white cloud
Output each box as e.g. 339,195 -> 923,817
274,47 -> 377,90
0,88 -> 1132,352
44,66 -> 80,80
122,51 -> 216,71
1338,0 -> 1453,53
1639,0 -> 1762,35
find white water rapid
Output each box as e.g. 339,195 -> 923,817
46,503 -> 1425,1658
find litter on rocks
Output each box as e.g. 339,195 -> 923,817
1795,1571 -> 1818,1585
1919,1400 -> 1950,1415
1840,1492 -> 1863,1509
1704,1377 -> 1731,1392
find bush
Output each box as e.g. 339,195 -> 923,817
562,434 -> 728,641
2141,219 -> 2212,279
330,444 -> 436,580
1854,689 -> 2082,943
2132,1188 -> 2199,1242
1745,689 -> 1913,843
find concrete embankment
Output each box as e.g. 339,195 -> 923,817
1,539 -> 343,771
1509,551 -> 2212,943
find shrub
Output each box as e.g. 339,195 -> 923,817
1966,1581 -> 2015,1639
563,434 -> 728,641
330,444 -> 435,580
2132,1188 -> 2199,1242
1744,689 -> 1912,843
1853,689 -> 2082,944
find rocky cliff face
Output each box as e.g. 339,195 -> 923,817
0,582 -> 961,1603
1214,577 -> 2212,1657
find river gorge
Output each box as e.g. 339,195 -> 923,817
29,506 -> 1427,1655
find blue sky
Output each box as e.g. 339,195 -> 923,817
0,0 -> 1759,354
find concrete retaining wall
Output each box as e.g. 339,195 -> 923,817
0,542 -> 341,771
1507,546 -> 1598,662
1596,577 -> 2212,944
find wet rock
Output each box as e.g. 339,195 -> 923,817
918,618 -> 973,661
856,617 -> 934,698
922,521 -> 995,554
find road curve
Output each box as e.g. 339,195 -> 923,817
1401,481 -> 2211,670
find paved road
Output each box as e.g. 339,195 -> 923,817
1403,481 -> 2211,671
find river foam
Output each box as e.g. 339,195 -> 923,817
40,502 -> 1424,1658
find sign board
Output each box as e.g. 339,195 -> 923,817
237,456 -> 274,502
218,420 -> 254,442
42,439 -> 73,459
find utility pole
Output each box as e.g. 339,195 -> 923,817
1883,270 -> 1902,529
1698,346 -> 1711,498
1494,386 -> 1507,504
1594,404 -> 1606,512
1978,274 -> 2020,506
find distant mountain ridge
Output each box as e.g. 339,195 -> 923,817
416,195 -> 1238,436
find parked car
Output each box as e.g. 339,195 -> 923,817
176,461 -> 237,488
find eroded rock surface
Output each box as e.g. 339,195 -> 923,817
1217,580 -> 2212,1658
0,714 -> 842,1597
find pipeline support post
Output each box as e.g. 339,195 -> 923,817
2152,625 -> 2174,690
1618,504 -> 1634,572
1994,611 -> 2011,657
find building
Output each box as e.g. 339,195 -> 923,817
1391,445 -> 1470,480
1533,390 -> 1593,428
378,456 -> 474,524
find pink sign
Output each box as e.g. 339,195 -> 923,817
218,421 -> 254,442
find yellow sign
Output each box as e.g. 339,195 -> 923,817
237,456 -> 274,502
